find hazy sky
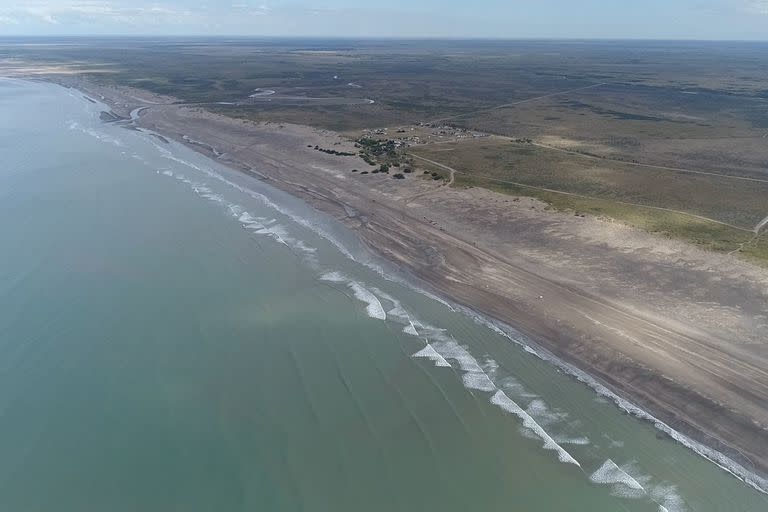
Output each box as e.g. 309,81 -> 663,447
0,1 -> 767,40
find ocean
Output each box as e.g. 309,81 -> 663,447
0,78 -> 765,511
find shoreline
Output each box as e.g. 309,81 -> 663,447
52,76 -> 768,493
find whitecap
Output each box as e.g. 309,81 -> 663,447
238,212 -> 259,225
589,459 -> 646,498
431,340 -> 484,373
526,399 -> 569,426
320,271 -> 346,283
413,344 -> 451,367
318,274 -> 386,320
491,390 -> 581,467
403,322 -> 419,336
554,435 -> 591,446
348,282 -> 386,320
650,484 -> 687,512
462,372 -> 497,392
202,192 -> 225,203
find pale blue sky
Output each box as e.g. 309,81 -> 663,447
0,1 -> 767,40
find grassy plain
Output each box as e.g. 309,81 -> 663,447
3,37 -> 767,261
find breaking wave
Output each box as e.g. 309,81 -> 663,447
153,162 -> 319,265
491,390 -> 581,466
590,459 -> 646,498
320,273 -> 386,320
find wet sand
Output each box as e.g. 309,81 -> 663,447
61,77 -> 768,490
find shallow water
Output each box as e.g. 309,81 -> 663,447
0,78 -> 766,511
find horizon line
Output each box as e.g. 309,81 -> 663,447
1,35 -> 768,44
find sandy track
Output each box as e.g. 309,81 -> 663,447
756,214 -> 768,234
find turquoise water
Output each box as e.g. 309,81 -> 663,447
0,78 -> 766,511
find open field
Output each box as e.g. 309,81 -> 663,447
408,137 -> 768,263
449,83 -> 768,179
3,38 -> 768,129
412,137 -> 768,228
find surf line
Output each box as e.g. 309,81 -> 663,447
412,338 -> 581,467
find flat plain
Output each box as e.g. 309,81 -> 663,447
4,37 -> 764,260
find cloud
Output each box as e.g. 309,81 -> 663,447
0,1 -> 197,26
747,0 -> 768,14
0,1 -> 283,30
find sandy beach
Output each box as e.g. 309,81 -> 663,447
60,76 -> 768,490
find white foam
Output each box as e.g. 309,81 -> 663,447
499,376 -> 539,399
226,203 -> 243,217
404,322 -> 419,336
431,340 -> 484,373
650,484 -> 687,512
155,148 -> 321,261
320,271 -> 347,283
291,239 -> 317,254
348,282 -> 386,320
69,120 -> 124,147
320,273 -> 386,320
590,459 -> 646,498
526,399 -> 569,426
413,344 -> 451,367
238,212 -> 259,225
554,435 -> 591,446
462,372 -> 497,392
370,287 -> 413,324
202,192 -> 225,203
151,141 -> 364,264
254,223 -> 289,241
491,390 -> 581,467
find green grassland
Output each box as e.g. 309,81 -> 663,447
411,138 -> 768,229
410,148 -> 768,265
448,170 -> 768,264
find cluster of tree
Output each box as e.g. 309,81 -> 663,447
311,145 -> 356,157
355,137 -> 398,158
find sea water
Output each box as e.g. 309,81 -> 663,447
0,78 -> 766,511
